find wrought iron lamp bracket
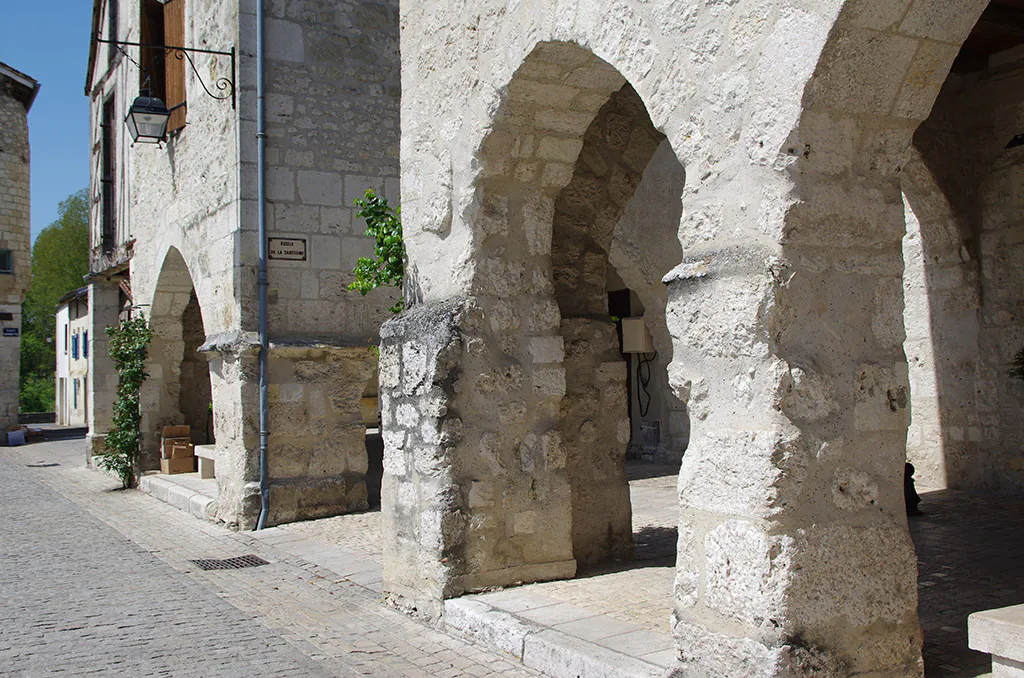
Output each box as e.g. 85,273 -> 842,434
95,37 -> 236,109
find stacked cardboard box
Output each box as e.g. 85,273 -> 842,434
160,425 -> 196,474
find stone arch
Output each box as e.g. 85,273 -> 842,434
468,43 -> 685,569
380,41 -> 688,615
140,246 -> 213,469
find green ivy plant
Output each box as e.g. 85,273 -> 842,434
348,189 -> 405,314
98,314 -> 154,488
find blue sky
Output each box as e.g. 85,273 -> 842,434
1,2 -> 94,242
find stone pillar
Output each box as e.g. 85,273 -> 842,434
204,338 -> 261,529
379,299 -> 576,619
560,317 -> 632,567
667,170 -> 920,674
86,279 -> 121,460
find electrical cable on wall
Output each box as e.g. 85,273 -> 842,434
636,350 -> 657,418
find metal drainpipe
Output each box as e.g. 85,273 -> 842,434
255,0 -> 270,530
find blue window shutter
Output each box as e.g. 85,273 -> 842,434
83,331 -> 89,357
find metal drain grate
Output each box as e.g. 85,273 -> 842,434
25,463 -> 60,468
190,554 -> 269,571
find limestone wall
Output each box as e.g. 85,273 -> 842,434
87,0 -> 401,527
252,0 -> 400,342
0,80 -> 31,428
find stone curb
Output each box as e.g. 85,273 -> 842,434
138,474 -> 214,522
443,597 -> 667,678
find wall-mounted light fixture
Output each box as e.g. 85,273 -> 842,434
95,37 -> 235,144
124,94 -> 176,144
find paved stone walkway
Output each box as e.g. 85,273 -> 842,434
912,489 -> 1024,677
277,464 -> 1024,677
0,439 -> 541,677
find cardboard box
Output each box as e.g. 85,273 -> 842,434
170,441 -> 195,458
160,456 -> 196,475
161,425 -> 192,459
621,317 -> 655,354
162,425 -> 191,438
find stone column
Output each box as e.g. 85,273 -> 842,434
379,299 -> 577,619
86,279 -> 121,460
667,168 -> 920,675
560,317 -> 632,567
204,337 -> 261,529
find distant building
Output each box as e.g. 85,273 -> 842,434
55,287 -> 89,426
0,61 -> 39,433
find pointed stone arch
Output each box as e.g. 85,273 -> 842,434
140,246 -> 213,469
380,40 -> 688,614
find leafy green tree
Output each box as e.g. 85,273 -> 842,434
348,189 -> 405,314
19,189 -> 90,411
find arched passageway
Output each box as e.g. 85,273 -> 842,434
380,43 -> 686,618
382,0 -> 1013,674
140,247 -> 214,470
899,3 -> 1024,673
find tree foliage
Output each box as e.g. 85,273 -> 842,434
347,189 -> 405,314
20,189 -> 90,412
99,315 -> 153,488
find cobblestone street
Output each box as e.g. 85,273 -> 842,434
0,438 -> 540,677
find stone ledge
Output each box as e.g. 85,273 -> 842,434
139,473 -> 215,522
970,604 -> 1024,672
444,596 -> 669,678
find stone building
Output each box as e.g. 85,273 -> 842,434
0,62 -> 39,436
84,0 -> 399,527
379,0 -> 1024,675
55,287 -> 90,427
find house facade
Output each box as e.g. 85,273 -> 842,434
84,0 -> 399,527
56,287 -> 90,427
0,62 -> 39,434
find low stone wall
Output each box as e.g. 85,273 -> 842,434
199,336 -> 376,530
264,343 -> 376,525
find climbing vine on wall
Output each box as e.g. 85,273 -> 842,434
99,314 -> 154,488
348,189 -> 405,314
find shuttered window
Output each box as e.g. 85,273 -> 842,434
139,0 -> 166,101
107,0 -> 119,66
164,0 -> 187,134
101,96 -> 117,252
